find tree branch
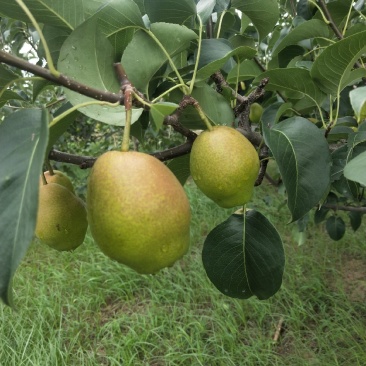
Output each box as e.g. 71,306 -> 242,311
317,0 -> 343,40
317,0 -> 365,75
0,50 -> 124,104
48,140 -> 195,168
255,146 -> 270,186
235,77 -> 269,119
211,71 -> 246,105
321,203 -> 366,213
164,114 -> 197,141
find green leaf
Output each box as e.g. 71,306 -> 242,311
332,175 -> 359,200
87,0 -> 144,57
155,83 -> 234,129
232,0 -> 279,41
197,0 -> 215,24
90,0 -> 144,33
58,18 -> 143,125
47,102 -> 81,156
347,131 -> 366,160
0,0 -> 84,29
254,68 -> 326,109
227,60 -> 262,84
122,23 -> 197,93
314,0 -> 357,29
296,0 -> 316,20
314,206 -> 329,224
348,211 -> 363,232
310,30 -> 366,96
261,102 -> 292,138
38,25 -> 71,65
331,145 -> 347,182
0,109 -> 49,306
32,79 -> 55,102
0,90 -> 24,107
192,83 -> 234,126
350,87 -> 366,123
144,0 -> 196,24
166,154 -> 191,185
196,39 -> 257,81
83,0 -> 107,18
150,102 -> 179,130
272,19 -> 329,57
330,133 -> 362,200
326,216 -> 346,241
202,211 -> 284,300
0,64 -> 19,90
214,0 -> 231,12
344,151 -> 366,186
266,117 -> 331,222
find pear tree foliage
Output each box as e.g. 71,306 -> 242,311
1,0 -> 366,306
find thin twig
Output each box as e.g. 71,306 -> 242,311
235,77 -> 269,120
317,0 -> 343,40
321,203 -> 366,213
273,317 -> 285,343
164,114 -> 197,141
255,146 -> 270,186
0,51 -> 124,104
264,173 -> 281,187
317,0 -> 365,74
48,140 -> 195,167
211,71 -> 246,105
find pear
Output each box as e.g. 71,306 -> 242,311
35,182 -> 88,251
249,103 -> 263,124
41,170 -> 75,193
190,126 -> 259,208
86,151 -> 191,274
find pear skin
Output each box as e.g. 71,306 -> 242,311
35,182 -> 88,251
86,151 -> 191,274
190,126 -> 259,208
41,170 -> 75,193
249,103 -> 263,124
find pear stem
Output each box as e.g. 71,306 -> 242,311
194,101 -> 213,131
122,87 -> 133,152
45,159 -> 54,175
40,172 -> 47,185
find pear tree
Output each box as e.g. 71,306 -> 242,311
1,0 -> 366,307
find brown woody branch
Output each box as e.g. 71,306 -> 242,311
1,50 -> 270,185
317,0 -> 365,74
317,0 -> 343,40
48,140 -> 195,168
234,77 -> 269,118
164,114 -> 197,141
0,51 -> 124,104
321,203 -> 366,213
211,71 -> 246,105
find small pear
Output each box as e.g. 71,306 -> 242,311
190,126 -> 259,208
41,170 -> 75,193
249,103 -> 263,124
35,182 -> 88,251
86,151 -> 191,274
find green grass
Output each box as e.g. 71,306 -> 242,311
1,179 -> 366,365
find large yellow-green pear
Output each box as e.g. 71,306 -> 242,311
86,151 -> 191,274
190,126 -> 259,208
35,182 -> 88,251
40,170 -> 75,193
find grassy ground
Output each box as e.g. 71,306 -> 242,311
1,178 -> 366,365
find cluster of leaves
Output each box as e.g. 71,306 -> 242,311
1,0 -> 366,307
